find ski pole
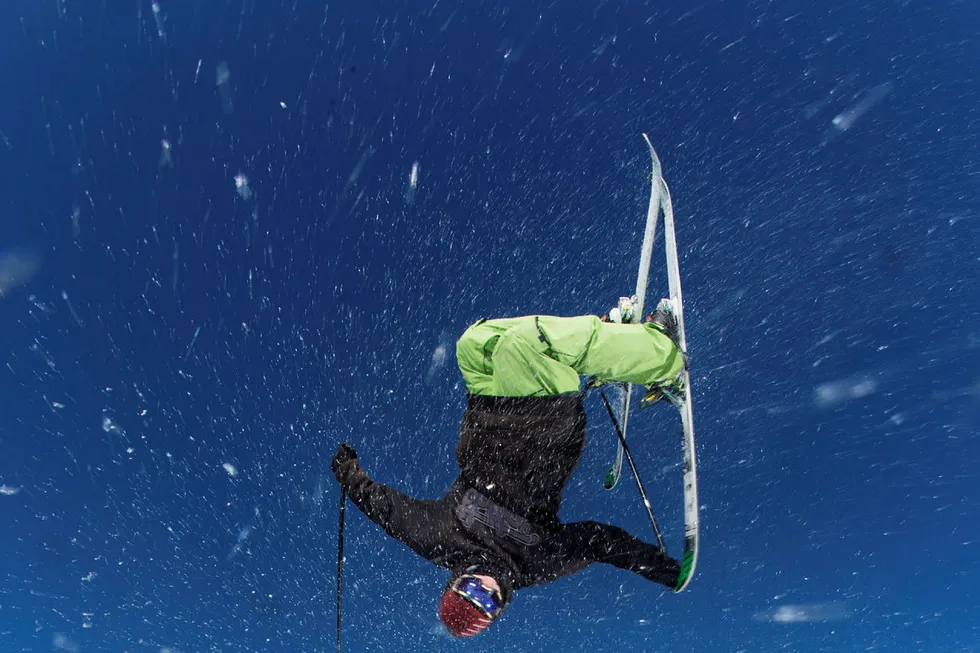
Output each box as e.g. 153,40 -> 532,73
598,387 -> 666,550
337,489 -> 346,653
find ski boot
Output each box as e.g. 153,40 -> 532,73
604,295 -> 638,324
645,298 -> 680,346
640,299 -> 687,409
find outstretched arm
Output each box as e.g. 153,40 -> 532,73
561,520 -> 680,589
332,445 -> 446,560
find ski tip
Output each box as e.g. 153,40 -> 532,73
673,548 -> 697,593
641,134 -> 661,169
603,469 -> 619,491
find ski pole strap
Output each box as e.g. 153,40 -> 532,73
337,489 -> 346,653
597,387 -> 666,551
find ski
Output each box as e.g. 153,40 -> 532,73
658,142 -> 699,592
602,134 -> 699,592
602,138 -> 661,491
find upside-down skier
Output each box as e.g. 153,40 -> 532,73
331,302 -> 686,638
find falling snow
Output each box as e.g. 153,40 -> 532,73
0,2 -> 976,653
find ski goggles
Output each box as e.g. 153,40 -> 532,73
451,575 -> 505,618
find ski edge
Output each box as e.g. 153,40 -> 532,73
660,176 -> 699,593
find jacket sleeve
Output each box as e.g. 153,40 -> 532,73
334,459 -> 448,561
559,520 -> 680,589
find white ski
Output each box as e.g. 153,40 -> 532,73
602,138 -> 661,491
657,141 -> 699,591
603,134 -> 699,592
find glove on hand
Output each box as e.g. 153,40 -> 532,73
637,548 -> 682,589
331,443 -> 358,478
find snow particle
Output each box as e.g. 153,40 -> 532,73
756,602 -> 849,623
234,173 -> 252,200
0,248 -> 42,297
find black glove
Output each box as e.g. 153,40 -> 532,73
331,443 -> 358,475
636,549 -> 682,589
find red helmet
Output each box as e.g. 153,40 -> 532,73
439,575 -> 506,637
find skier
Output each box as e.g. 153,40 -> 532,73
331,302 -> 686,638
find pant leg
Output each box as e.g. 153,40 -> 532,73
455,317 -> 581,397
534,315 -> 684,385
456,315 -> 684,398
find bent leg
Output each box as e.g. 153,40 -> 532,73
534,315 -> 683,385
455,314 -> 684,398
455,317 -> 581,397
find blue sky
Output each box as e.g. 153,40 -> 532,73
1,1 -> 978,651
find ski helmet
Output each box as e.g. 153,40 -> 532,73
439,574 -> 506,637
